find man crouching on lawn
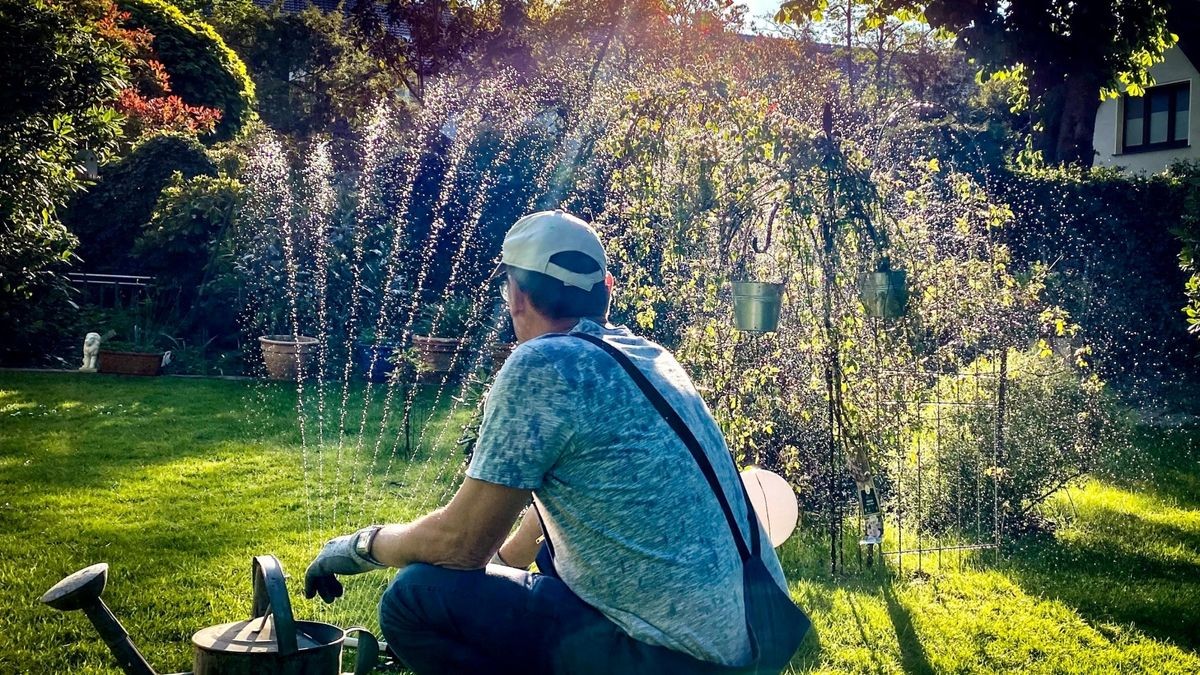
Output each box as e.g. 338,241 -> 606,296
304,210 -> 796,674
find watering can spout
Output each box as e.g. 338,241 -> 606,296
41,563 -> 159,675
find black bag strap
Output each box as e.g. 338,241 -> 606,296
561,332 -> 761,561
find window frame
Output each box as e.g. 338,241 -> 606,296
1121,80 -> 1191,154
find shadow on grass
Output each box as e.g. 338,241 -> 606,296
0,373 -> 450,494
0,372 -> 464,531
784,527 -> 936,674
880,581 -> 934,675
984,422 -> 1200,652
1004,503 -> 1200,652
789,567 -> 937,674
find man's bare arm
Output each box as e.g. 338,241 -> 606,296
496,508 -> 544,568
369,477 -> 531,570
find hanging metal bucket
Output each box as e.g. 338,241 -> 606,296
859,269 -> 908,318
732,281 -> 784,333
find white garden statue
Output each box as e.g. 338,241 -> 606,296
80,332 -> 101,372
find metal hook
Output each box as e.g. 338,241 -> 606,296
751,201 -> 781,254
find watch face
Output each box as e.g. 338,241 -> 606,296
355,526 -> 379,559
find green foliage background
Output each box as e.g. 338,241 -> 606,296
65,132 -> 218,273
117,0 -> 255,141
0,0 -> 127,363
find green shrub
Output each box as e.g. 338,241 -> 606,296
65,132 -> 217,272
416,296 -> 475,337
919,347 -> 1129,536
117,0 -> 255,141
136,172 -> 244,335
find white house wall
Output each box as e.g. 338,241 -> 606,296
1093,45 -> 1199,173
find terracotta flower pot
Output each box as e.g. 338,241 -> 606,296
413,335 -> 462,374
258,335 -> 318,381
97,350 -> 166,376
489,342 -> 517,375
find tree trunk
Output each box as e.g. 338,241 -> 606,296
1054,72 -> 1103,169
1031,70 -> 1103,168
1028,72 -> 1063,162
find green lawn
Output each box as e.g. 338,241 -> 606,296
1,372 -> 1197,674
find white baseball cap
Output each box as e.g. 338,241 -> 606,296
493,210 -> 607,290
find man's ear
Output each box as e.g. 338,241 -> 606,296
507,280 -> 529,317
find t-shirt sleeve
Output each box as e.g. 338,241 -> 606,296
466,343 -> 575,489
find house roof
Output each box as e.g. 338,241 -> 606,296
1169,1 -> 1200,66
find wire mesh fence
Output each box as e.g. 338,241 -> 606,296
863,351 -> 1007,575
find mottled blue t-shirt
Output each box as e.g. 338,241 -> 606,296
466,319 -> 787,666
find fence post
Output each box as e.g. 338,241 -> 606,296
993,348 -> 1008,561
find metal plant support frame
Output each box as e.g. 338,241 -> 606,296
818,101 -> 848,574
817,101 -> 894,574
813,100 -> 1008,574
863,351 -> 1008,576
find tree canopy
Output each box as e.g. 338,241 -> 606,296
117,0 -> 255,140
778,0 -> 1177,167
204,2 -> 410,137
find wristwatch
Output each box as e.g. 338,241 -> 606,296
354,525 -> 384,566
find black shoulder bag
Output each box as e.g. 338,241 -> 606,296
544,332 -> 810,674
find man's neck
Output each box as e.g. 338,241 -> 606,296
522,316 -> 605,342
529,317 -> 581,340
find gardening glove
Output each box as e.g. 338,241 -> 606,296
304,526 -> 387,604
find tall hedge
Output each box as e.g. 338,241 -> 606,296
997,166 -> 1200,382
65,133 -> 217,272
1174,163 -> 1200,338
117,0 -> 255,141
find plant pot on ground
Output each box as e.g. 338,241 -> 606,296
258,335 -> 318,381
97,348 -> 169,376
412,297 -> 473,376
94,332 -> 171,376
353,340 -> 406,383
412,335 -> 462,375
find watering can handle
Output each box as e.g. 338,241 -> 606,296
343,627 -> 380,675
251,555 -> 298,656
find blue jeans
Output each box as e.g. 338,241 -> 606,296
378,563 -> 731,674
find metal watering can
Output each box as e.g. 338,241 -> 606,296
40,555 -> 380,675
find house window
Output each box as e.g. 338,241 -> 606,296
1123,81 -> 1190,153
